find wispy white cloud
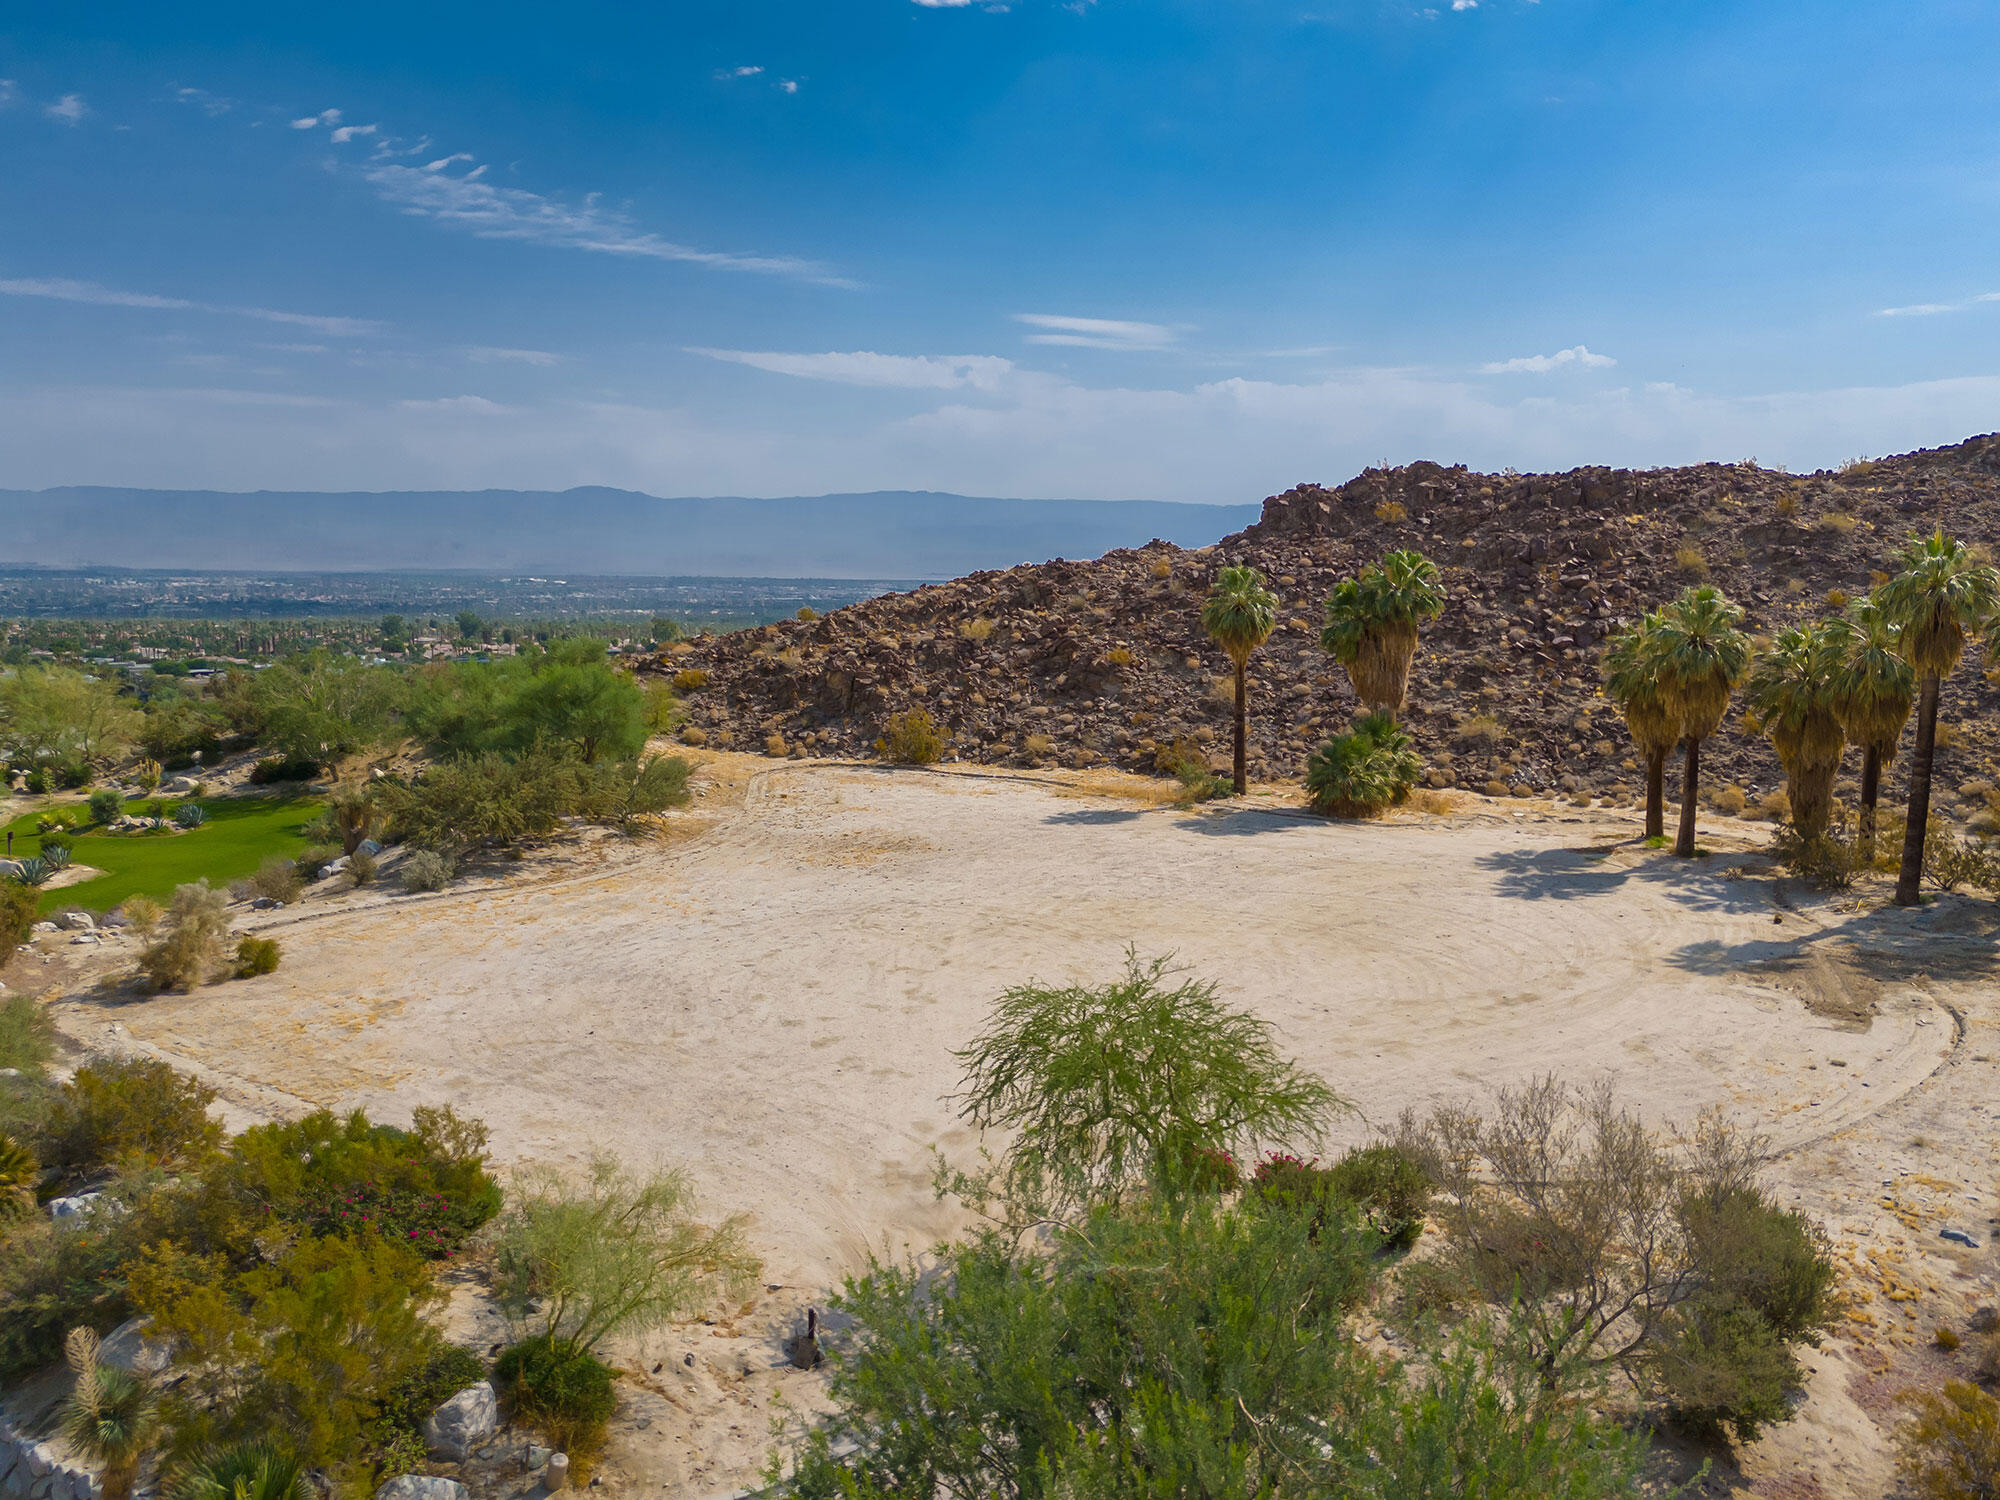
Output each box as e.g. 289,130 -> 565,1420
400,395 -> 512,414
688,348 -> 1014,390
0,276 -> 384,337
290,108 -> 341,130
423,152 -> 476,172
0,80 -> 17,108
44,93 -> 88,125
1013,313 -> 1174,351
912,0 -> 976,8
467,346 -> 566,366
173,86 -> 234,116
779,79 -> 800,94
1480,344 -> 1615,374
1878,294 -> 1998,317
330,122 -> 377,144
717,65 -> 765,79
360,160 -> 852,285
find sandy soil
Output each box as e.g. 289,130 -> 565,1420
36,759 -> 2000,1498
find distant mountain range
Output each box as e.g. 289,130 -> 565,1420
0,487 -> 1259,579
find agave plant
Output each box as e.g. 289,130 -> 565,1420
0,1134 -> 39,1222
174,803 -> 208,828
15,858 -> 52,886
167,1441 -> 314,1500
1305,711 -> 1422,818
61,1327 -> 161,1500
41,843 -> 73,872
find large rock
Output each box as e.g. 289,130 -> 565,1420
420,1382 -> 497,1461
373,1478 -> 467,1500
99,1315 -> 174,1377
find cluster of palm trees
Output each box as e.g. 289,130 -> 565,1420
1201,551 -> 1444,797
1605,530 -> 1998,903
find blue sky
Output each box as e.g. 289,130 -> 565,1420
3,0 -> 1997,502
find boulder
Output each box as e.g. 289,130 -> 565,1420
48,1195 -> 100,1222
99,1315 -> 174,1377
372,1479 -> 467,1500
357,839 -> 383,856
421,1382 -> 497,1461
55,911 -> 94,931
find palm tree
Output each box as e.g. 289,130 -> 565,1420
1320,549 -> 1445,719
168,1442 -> 314,1500
1201,564 -> 1279,796
1878,531 -> 2000,904
61,1327 -> 160,1500
1746,621 -> 1847,838
1825,594 -> 1915,862
1601,611 -> 1679,841
1650,586 -> 1751,858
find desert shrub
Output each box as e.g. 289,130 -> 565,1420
1773,491 -> 1799,518
134,1231 -> 447,1475
1375,499 -> 1408,522
1105,646 -> 1134,669
22,766 -> 51,795
346,849 -> 377,887
89,789 -> 126,825
0,1205 -> 133,1375
37,1054 -> 222,1184
1675,544 -> 1709,578
399,849 -> 454,894
773,1191 -> 1643,1500
248,757 -> 321,785
640,679 -> 682,735
230,1105 -> 501,1259
234,937 -> 281,978
1818,511 -> 1858,535
141,882 -> 232,991
1453,711 -> 1506,746
1712,785 -> 1748,816
945,951 -> 1341,1220
1154,736 -> 1231,802
1250,1143 -> 1432,1250
133,758 -> 164,793
1898,1380 -> 2000,1500
0,992 -> 57,1076
371,1344 -> 486,1457
679,725 -> 708,747
957,617 -> 996,643
1923,823 -> 2000,893
0,1132 -> 37,1220
1023,732 -> 1053,757
765,733 -> 789,757
1771,819 -> 1868,889
493,1335 -> 618,1460
120,894 -> 163,938
57,761 -> 93,790
875,709 -> 945,765
293,844 -> 340,882
379,743 -> 682,850
232,857 -> 303,905
492,1153 -> 755,1355
327,785 -> 378,855
670,667 -> 710,693
1,881 -> 38,953
1411,1078 -> 1834,1437
1305,711 -> 1422,818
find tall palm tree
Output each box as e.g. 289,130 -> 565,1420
1746,621 -> 1847,838
61,1327 -> 160,1500
1201,564 -> 1279,795
168,1442 -> 314,1500
1650,586 -> 1752,858
1601,610 -> 1679,841
1320,550 -> 1446,720
1878,530 -> 2000,904
1825,594 -> 1915,862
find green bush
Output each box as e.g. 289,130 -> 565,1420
38,1055 -> 222,1185
248,757 -> 321,786
229,1105 -> 501,1259
234,937 -> 281,978
1898,1380 -> 2000,1500
1,882 -> 37,951
164,1440 -> 314,1500
293,844 -> 341,882
493,1335 -> 618,1458
89,789 -> 126,826
0,1132 -> 37,1220
1305,711 -> 1422,817
0,994 -> 54,1076
140,882 -> 231,991
875,709 -> 945,765
1326,1142 -> 1433,1250
371,1343 -> 486,1445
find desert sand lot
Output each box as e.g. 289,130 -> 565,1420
50,762 -> 2000,1497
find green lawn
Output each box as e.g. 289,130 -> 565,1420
4,794 -> 324,916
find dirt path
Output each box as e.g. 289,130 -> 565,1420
45,764 -> 2000,1497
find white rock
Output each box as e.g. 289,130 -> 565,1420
56,911 -> 94,931
99,1316 -> 174,1377
372,1478 -> 467,1500
420,1382 -> 497,1461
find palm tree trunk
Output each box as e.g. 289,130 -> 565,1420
1859,744 -> 1881,863
1895,675 -> 1941,906
1675,736 -> 1702,858
1644,745 -> 1667,841
1231,660 -> 1248,796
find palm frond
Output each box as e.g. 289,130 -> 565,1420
1878,530 -> 2000,679
1201,564 -> 1278,667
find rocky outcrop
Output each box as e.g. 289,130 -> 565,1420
0,1416 -> 101,1500
373,1477 -> 468,1500
420,1383 -> 497,1461
649,434 -> 2000,810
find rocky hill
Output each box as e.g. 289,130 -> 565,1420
650,433 -> 2000,819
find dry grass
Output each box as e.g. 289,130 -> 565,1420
1774,490 -> 1800,518
672,668 -> 711,693
1675,544 -> 1709,579
1409,789 -> 1458,815
1827,588 -> 1850,608
1024,733 -> 1053,757
1818,511 -> 1859,535
1106,647 -> 1135,669
1453,712 -> 1506,746
958,617 -> 996,643
764,734 -> 789,758
1149,556 -> 1174,580
1374,500 -> 1408,523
